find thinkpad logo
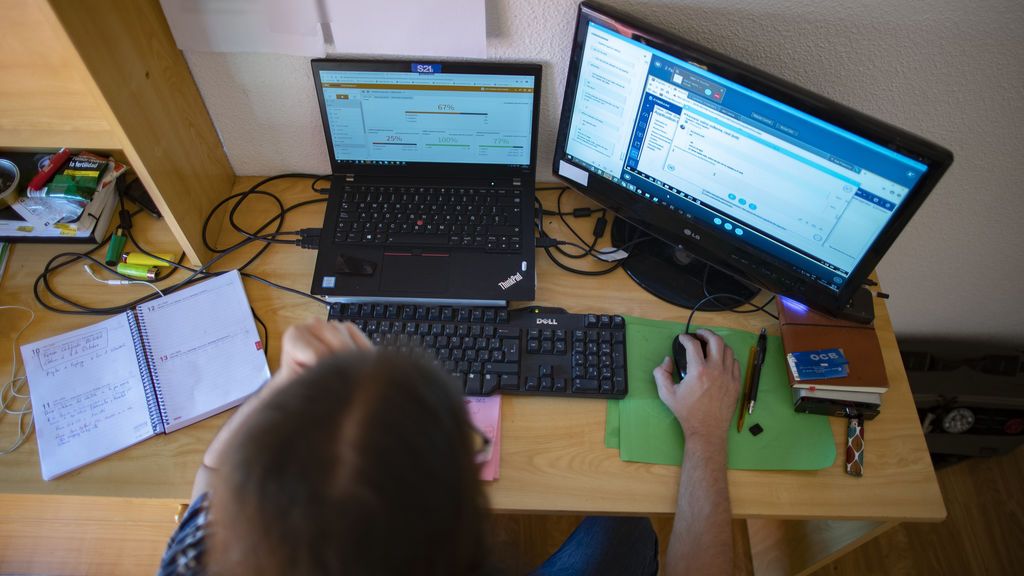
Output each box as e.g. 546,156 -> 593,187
536,318 -> 558,325
498,272 -> 523,290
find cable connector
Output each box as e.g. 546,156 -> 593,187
536,236 -> 560,248
297,228 -> 322,249
572,207 -> 596,217
592,216 -> 607,239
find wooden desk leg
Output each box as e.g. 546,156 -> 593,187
747,518 -> 899,576
733,519 -> 756,576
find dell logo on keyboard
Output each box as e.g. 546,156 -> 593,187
536,318 -> 558,325
498,272 -> 523,290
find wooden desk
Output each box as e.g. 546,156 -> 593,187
0,179 -> 944,573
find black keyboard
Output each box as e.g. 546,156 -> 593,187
328,303 -> 628,399
334,184 -> 524,253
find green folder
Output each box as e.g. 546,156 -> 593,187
606,316 -> 836,470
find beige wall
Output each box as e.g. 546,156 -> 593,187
180,0 -> 1024,345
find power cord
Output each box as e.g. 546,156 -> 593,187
534,187 -> 651,276
33,174 -> 335,363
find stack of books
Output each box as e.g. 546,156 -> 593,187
777,298 -> 887,419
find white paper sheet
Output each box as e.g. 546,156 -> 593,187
159,0 -> 326,57
158,0 -> 486,58
325,0 -> 486,58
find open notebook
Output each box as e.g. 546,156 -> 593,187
22,271 -> 270,480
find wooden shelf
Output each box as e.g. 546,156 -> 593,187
0,0 -> 235,263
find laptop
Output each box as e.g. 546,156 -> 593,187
310,60 -> 542,304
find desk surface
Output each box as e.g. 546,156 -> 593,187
0,178 -> 945,522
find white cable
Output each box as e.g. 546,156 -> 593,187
0,305 -> 35,456
84,264 -> 164,297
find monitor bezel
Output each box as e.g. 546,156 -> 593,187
553,1 -> 953,315
312,59 -> 542,179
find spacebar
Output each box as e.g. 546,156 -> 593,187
387,233 -> 449,246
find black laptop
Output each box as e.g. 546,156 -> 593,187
310,60 -> 542,303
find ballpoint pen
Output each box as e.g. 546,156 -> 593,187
748,328 -> 767,415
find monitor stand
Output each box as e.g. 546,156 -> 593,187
610,217 -> 759,311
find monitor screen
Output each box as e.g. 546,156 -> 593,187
554,2 -> 952,314
318,69 -> 536,168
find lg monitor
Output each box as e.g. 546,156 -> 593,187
553,1 -> 953,321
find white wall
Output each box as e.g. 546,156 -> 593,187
181,0 -> 1024,345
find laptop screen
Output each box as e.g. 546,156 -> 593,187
318,70 -> 536,168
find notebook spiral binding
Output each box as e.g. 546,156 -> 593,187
128,310 -> 166,435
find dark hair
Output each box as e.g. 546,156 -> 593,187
209,350 -> 489,575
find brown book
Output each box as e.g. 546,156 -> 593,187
777,298 -> 889,394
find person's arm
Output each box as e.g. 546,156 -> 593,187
190,320 -> 372,499
653,328 -> 741,576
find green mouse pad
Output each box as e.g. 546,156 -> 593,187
606,316 -> 836,470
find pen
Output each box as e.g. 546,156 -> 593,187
747,328 -> 767,415
737,345 -> 756,432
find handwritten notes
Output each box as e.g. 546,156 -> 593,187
22,314 -> 155,480
35,328 -> 109,376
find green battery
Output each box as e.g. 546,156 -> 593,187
116,262 -> 158,281
105,232 -> 126,266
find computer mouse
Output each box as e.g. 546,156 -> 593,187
672,333 -> 707,379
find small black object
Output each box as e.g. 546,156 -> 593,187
120,177 -> 161,218
672,332 -> 707,379
749,423 -> 764,436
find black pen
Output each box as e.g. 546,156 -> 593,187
748,328 -> 767,415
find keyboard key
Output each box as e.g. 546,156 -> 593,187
500,374 -> 520,391
482,373 -> 499,395
466,373 -> 482,395
485,363 -> 518,374
572,379 -> 599,393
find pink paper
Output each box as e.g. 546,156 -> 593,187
464,395 -> 501,481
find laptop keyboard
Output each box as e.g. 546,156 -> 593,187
334,185 -> 524,252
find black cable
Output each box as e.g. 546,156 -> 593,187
34,175 -> 331,316
310,174 -> 331,194
699,264 -> 779,320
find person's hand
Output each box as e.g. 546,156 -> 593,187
276,320 -> 373,383
653,328 -> 740,444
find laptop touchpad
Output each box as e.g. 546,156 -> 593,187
380,253 -> 449,293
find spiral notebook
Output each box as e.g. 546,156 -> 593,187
21,271 -> 270,480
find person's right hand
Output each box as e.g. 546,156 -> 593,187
653,328 -> 740,444
275,320 -> 373,384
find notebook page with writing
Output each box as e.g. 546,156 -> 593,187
136,271 -> 269,433
21,313 -> 158,480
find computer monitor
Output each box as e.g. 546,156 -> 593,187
553,1 -> 953,320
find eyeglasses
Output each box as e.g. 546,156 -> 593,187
471,425 -> 493,464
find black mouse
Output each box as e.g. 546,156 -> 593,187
672,332 -> 708,379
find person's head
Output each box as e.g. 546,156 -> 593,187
209,350 -> 488,575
